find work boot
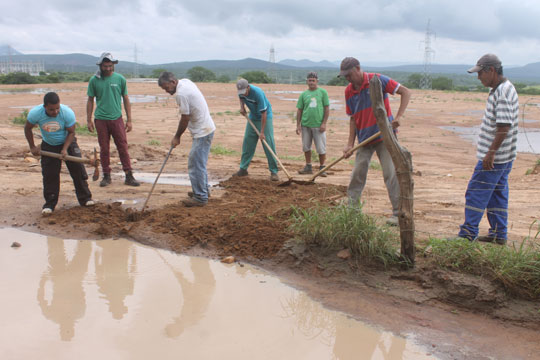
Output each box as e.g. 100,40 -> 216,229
182,198 -> 206,207
298,164 -> 313,174
188,191 -> 211,199
233,168 -> 248,177
270,173 -> 279,181
477,235 -> 507,245
124,171 -> 140,187
100,173 -> 111,187
318,165 -> 327,177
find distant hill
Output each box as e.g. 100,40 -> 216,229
278,59 -> 337,68
1,49 -> 539,83
0,45 -> 23,56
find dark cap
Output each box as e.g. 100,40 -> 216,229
467,54 -> 502,73
96,52 -> 119,65
307,71 -> 318,79
236,78 -> 249,96
339,57 -> 360,77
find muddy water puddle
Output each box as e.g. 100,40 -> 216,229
1,228 -> 435,360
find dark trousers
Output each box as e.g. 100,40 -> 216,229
41,140 -> 93,210
95,117 -> 132,174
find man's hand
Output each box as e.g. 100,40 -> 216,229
239,109 -> 247,117
296,125 -> 301,135
171,136 -> 181,148
343,144 -> 354,159
125,121 -> 133,133
319,123 -> 327,133
60,148 -> 68,159
87,120 -> 95,132
259,133 -> 266,141
30,145 -> 40,156
392,115 -> 402,130
482,151 -> 495,170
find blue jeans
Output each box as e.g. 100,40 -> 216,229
188,132 -> 214,203
459,160 -> 513,241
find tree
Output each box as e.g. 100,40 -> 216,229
404,73 -> 422,89
326,76 -> 348,86
432,77 -> 453,91
0,72 -> 36,84
187,66 -> 216,82
239,71 -> 272,84
216,74 -> 230,83
151,68 -> 168,78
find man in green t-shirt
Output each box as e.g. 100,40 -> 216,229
296,72 -> 330,175
86,52 -> 139,187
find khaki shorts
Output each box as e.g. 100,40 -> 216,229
301,126 -> 326,154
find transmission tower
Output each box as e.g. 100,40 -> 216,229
420,19 -> 435,90
268,44 -> 277,83
133,44 -> 140,78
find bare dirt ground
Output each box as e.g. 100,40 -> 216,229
1,81 -> 540,359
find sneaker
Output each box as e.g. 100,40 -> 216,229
270,173 -> 279,181
318,165 -> 327,177
386,216 -> 399,226
100,173 -> 111,187
298,164 -> 313,174
188,191 -> 211,199
124,171 -> 140,187
233,168 -> 248,177
477,235 -> 507,245
182,198 -> 207,207
84,200 -> 96,207
42,208 -> 53,215
446,236 -> 476,242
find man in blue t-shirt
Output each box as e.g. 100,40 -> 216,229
24,92 -> 94,215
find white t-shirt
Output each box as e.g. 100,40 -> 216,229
175,79 -> 216,138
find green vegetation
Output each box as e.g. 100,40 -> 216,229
151,68 -> 168,78
75,123 -> 97,137
11,109 -> 28,125
239,71 -> 273,84
326,76 -> 348,86
289,204 -> 402,267
427,231 -> 540,299
187,66 -> 216,82
210,145 -> 239,156
0,71 -> 92,84
147,139 -> 161,146
369,160 -> 381,170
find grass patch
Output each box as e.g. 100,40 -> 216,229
369,160 -> 381,170
75,123 -> 97,137
289,203 -> 402,267
147,139 -> 161,146
427,227 -> 540,299
210,144 -> 239,156
11,109 -> 28,125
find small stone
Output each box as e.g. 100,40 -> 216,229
11,242 -> 21,248
337,249 -> 351,259
221,256 -> 235,264
24,157 -> 38,163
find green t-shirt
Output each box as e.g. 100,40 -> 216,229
87,72 -> 128,120
296,87 -> 330,128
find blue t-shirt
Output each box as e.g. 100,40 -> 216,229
239,85 -> 272,121
27,104 -> 76,146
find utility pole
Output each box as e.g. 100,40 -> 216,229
420,19 -> 435,90
268,44 -> 277,83
133,44 -> 140,78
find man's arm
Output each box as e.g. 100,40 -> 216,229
171,114 -> 190,148
296,109 -> 303,135
392,85 -> 411,129
86,96 -> 95,132
239,98 -> 247,116
123,94 -> 132,132
482,124 -> 511,170
24,121 -> 40,156
343,116 -> 357,158
61,125 -> 76,158
320,106 -> 329,133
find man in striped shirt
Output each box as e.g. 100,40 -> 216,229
457,54 -> 519,244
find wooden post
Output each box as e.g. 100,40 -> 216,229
369,76 -> 415,264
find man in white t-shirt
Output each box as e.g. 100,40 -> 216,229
158,72 -> 216,207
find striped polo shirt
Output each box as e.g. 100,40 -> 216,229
476,80 -> 519,163
345,72 -> 399,144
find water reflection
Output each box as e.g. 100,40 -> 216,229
37,237 -> 91,341
94,240 -> 136,320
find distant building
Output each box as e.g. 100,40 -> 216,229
0,61 -> 45,76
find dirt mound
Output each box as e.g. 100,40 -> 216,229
42,177 -> 347,259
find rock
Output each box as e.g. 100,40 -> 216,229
24,157 -> 38,163
337,249 -> 351,259
221,256 -> 235,264
11,242 -> 21,248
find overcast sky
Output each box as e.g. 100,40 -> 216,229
2,0 -> 540,66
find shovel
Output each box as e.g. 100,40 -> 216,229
243,113 -> 293,182
141,145 -> 174,213
40,148 -> 100,181
278,131 -> 382,187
